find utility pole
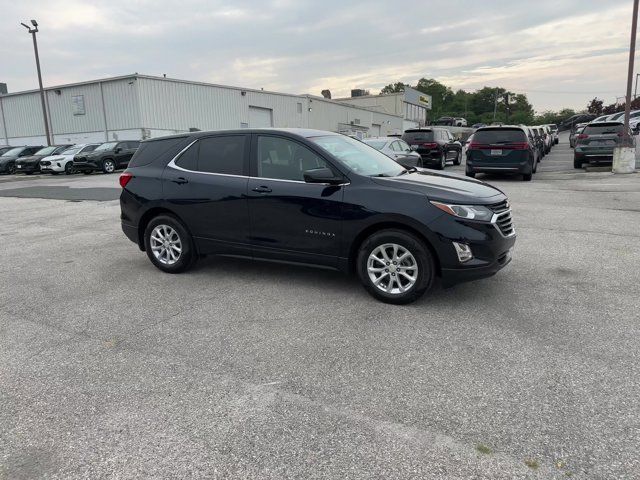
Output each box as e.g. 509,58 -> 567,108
21,19 -> 51,146
613,0 -> 638,173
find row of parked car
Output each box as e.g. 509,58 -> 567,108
0,140 -> 140,175
362,124 -> 558,182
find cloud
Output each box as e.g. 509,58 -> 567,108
0,0 -> 635,111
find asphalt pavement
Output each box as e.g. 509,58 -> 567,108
1,134 -> 639,479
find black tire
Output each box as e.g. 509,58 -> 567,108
83,170 -> 92,175
65,162 -> 74,175
7,163 -> 15,175
357,229 -> 434,305
51,171 -> 59,176
102,159 -> 116,174
522,172 -> 532,181
453,151 -> 461,166
143,214 -> 197,273
25,171 -> 33,175
574,157 -> 584,169
555,138 -> 559,145
436,151 -> 446,170
465,169 -> 476,178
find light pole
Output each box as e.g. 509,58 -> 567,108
21,19 -> 51,146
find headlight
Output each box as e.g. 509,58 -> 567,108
430,201 -> 493,222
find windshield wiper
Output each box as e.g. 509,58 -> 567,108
370,173 -> 393,177
397,167 -> 417,176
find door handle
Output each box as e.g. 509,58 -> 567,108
252,186 -> 272,193
172,177 -> 188,185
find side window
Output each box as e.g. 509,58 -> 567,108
175,142 -> 198,170
257,136 -> 329,181
197,135 -> 245,175
390,141 -> 400,152
82,145 -> 97,153
129,141 -> 140,149
399,140 -> 410,151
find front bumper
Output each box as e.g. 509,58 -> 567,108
40,161 -> 66,172
73,160 -> 100,171
427,213 -> 517,287
14,163 -> 40,173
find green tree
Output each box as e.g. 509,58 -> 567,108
587,97 -> 604,115
380,82 -> 409,94
415,78 -> 454,117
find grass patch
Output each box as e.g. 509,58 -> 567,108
524,458 -> 539,469
476,444 -> 492,455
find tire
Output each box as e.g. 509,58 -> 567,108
102,159 -> 116,174
453,151 -> 461,166
65,162 -> 74,175
83,170 -> 92,175
51,172 -> 59,176
532,158 -> 537,173
522,172 -> 532,181
574,157 -> 584,169
436,151 -> 446,170
555,138 -> 559,145
7,163 -> 15,175
25,172 -> 33,175
144,214 -> 197,273
465,169 -> 475,178
357,229 -> 434,305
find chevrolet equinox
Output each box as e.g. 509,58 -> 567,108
120,129 -> 516,304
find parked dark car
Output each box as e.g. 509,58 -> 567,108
73,140 -> 140,174
0,146 -> 14,156
14,145 -> 73,174
0,145 -> 45,174
119,128 -> 516,304
569,123 -> 588,148
402,128 -> 462,170
574,122 -> 629,168
465,126 -> 537,181
531,127 -> 545,159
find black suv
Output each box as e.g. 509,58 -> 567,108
402,128 -> 462,170
120,129 -> 516,304
0,146 -> 45,174
73,140 -> 140,174
15,145 -> 73,174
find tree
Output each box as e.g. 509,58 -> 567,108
587,97 -> 604,115
380,82 -> 408,94
415,78 -> 454,117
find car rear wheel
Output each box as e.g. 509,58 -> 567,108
436,151 -> 446,170
103,159 -> 116,174
357,229 -> 434,304
574,157 -> 584,169
522,172 -> 532,181
65,162 -> 74,175
453,151 -> 461,166
7,163 -> 15,174
144,215 -> 196,273
465,169 -> 475,178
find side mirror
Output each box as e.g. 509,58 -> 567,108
303,167 -> 343,185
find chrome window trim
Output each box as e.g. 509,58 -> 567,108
167,139 -> 349,185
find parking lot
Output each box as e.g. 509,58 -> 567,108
1,133 -> 639,478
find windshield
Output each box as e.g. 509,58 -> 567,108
473,128 -> 526,144
403,130 -> 435,142
61,146 -> 82,155
583,123 -> 623,135
95,142 -> 118,151
310,135 -> 404,177
1,147 -> 24,156
363,140 -> 387,150
35,146 -> 58,156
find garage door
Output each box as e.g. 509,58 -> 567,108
249,107 -> 273,128
371,124 -> 381,137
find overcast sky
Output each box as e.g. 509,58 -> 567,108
0,0 -> 636,112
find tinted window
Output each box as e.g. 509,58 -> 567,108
473,128 -> 527,144
402,130 -> 434,142
257,136 -> 329,181
398,140 -> 410,151
130,136 -> 188,168
82,145 -> 98,153
198,135 -> 245,175
583,123 -> 624,135
175,142 -> 198,170
128,141 -> 140,149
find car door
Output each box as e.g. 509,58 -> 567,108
117,141 -> 138,167
247,134 -> 345,268
162,134 -> 251,256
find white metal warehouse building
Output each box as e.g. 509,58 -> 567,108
0,74 -> 404,146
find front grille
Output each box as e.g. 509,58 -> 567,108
40,161 -> 51,166
488,200 -> 515,236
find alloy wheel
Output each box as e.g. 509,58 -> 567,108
367,243 -> 418,294
104,160 -> 115,173
150,224 -> 182,265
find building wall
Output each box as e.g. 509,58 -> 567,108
336,94 -> 402,116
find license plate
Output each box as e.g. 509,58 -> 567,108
16,165 -> 21,168
490,149 -> 502,156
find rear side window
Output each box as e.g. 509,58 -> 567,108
403,130 -> 434,142
583,123 -> 623,135
473,129 -> 526,144
197,135 -> 246,175
129,136 -> 188,168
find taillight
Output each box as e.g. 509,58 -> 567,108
119,171 -> 133,188
421,142 -> 438,148
505,142 -> 529,150
577,134 -> 589,139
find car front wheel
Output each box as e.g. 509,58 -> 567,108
357,229 -> 434,304
453,151 -> 461,166
103,159 -> 116,174
144,215 -> 197,273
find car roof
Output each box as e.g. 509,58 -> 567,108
587,121 -> 624,126
142,128 -> 340,144
363,137 -> 397,142
475,125 -> 526,131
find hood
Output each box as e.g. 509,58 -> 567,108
371,169 -> 505,204
42,154 -> 70,162
17,154 -> 47,163
0,155 -> 19,163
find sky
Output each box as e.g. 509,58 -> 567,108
0,0 -> 637,113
